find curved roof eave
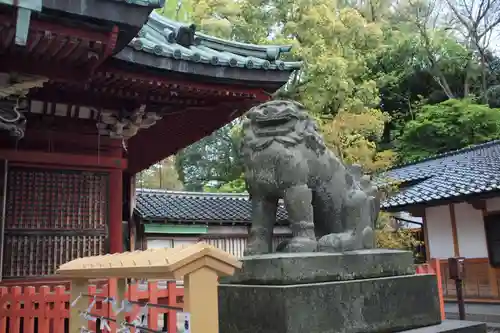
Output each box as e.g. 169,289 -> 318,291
113,11 -> 302,79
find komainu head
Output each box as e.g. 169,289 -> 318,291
242,99 -> 326,153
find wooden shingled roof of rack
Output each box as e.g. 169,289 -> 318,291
56,242 -> 242,279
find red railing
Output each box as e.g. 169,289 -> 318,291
0,260 -> 444,333
0,280 -> 184,333
415,258 -> 445,320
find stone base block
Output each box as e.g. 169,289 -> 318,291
221,249 -> 415,285
403,320 -> 487,333
219,274 -> 441,333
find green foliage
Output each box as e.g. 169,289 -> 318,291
375,212 -> 421,251
370,19 -> 484,146
136,157 -> 184,190
175,121 -> 243,191
271,1 -> 396,172
487,85 -> 500,108
204,174 -> 247,193
157,0 -> 500,184
157,0 -> 193,22
148,0 -> 500,256
397,99 -> 500,162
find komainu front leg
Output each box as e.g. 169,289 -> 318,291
282,185 -> 318,253
244,196 -> 277,256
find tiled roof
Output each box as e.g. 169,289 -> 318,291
108,0 -> 163,7
381,140 -> 500,209
129,11 -> 302,71
135,189 -> 289,223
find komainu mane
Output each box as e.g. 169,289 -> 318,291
241,99 -> 379,254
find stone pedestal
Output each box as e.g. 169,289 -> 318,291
219,250 -> 486,333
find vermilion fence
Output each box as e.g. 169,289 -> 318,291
416,258 -> 446,320
0,261 -> 444,333
0,280 -> 184,333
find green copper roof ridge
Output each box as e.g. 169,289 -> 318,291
195,32 -> 292,61
195,31 -> 293,52
283,61 -> 303,70
196,45 -> 240,67
149,10 -> 193,30
148,11 -> 293,61
127,11 -> 303,71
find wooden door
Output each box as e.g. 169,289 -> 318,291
2,166 -> 109,278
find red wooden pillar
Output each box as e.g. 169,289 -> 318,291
109,169 -> 123,253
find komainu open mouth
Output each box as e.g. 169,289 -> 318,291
255,116 -> 290,127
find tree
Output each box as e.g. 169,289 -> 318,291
273,2 -> 397,172
397,98 -> 500,162
204,174 -> 247,193
158,0 -> 193,22
443,0 -> 500,102
320,111 -> 397,172
175,121 -> 243,191
375,212 -> 422,251
136,156 -> 184,190
398,0 -> 500,102
158,0 -> 246,39
399,0 -> 485,99
370,23 -> 481,145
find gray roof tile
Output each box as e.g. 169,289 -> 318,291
135,189 -> 288,223
129,12 -> 302,71
381,140 -> 500,209
107,0 -> 163,7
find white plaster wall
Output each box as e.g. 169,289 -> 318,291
146,225 -> 292,257
146,238 -> 197,249
453,202 -> 488,258
147,238 -> 173,249
207,225 -> 247,235
425,205 -> 455,259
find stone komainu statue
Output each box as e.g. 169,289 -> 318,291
241,100 -> 380,254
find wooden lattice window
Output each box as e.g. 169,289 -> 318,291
2,167 -> 109,278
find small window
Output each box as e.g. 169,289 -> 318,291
483,213 -> 500,267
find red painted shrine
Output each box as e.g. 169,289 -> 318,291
0,0 -> 300,284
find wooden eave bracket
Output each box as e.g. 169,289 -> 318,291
90,25 -> 119,75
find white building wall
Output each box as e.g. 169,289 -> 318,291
146,225 -> 292,258
425,205 -> 455,259
425,198 -> 497,259
146,238 -> 198,249
206,225 -> 247,235
453,202 -> 489,258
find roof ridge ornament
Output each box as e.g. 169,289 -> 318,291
124,11 -> 303,71
173,23 -> 196,48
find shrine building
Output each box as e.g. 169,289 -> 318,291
0,0 -> 300,283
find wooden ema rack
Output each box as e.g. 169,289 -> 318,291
56,243 -> 242,333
